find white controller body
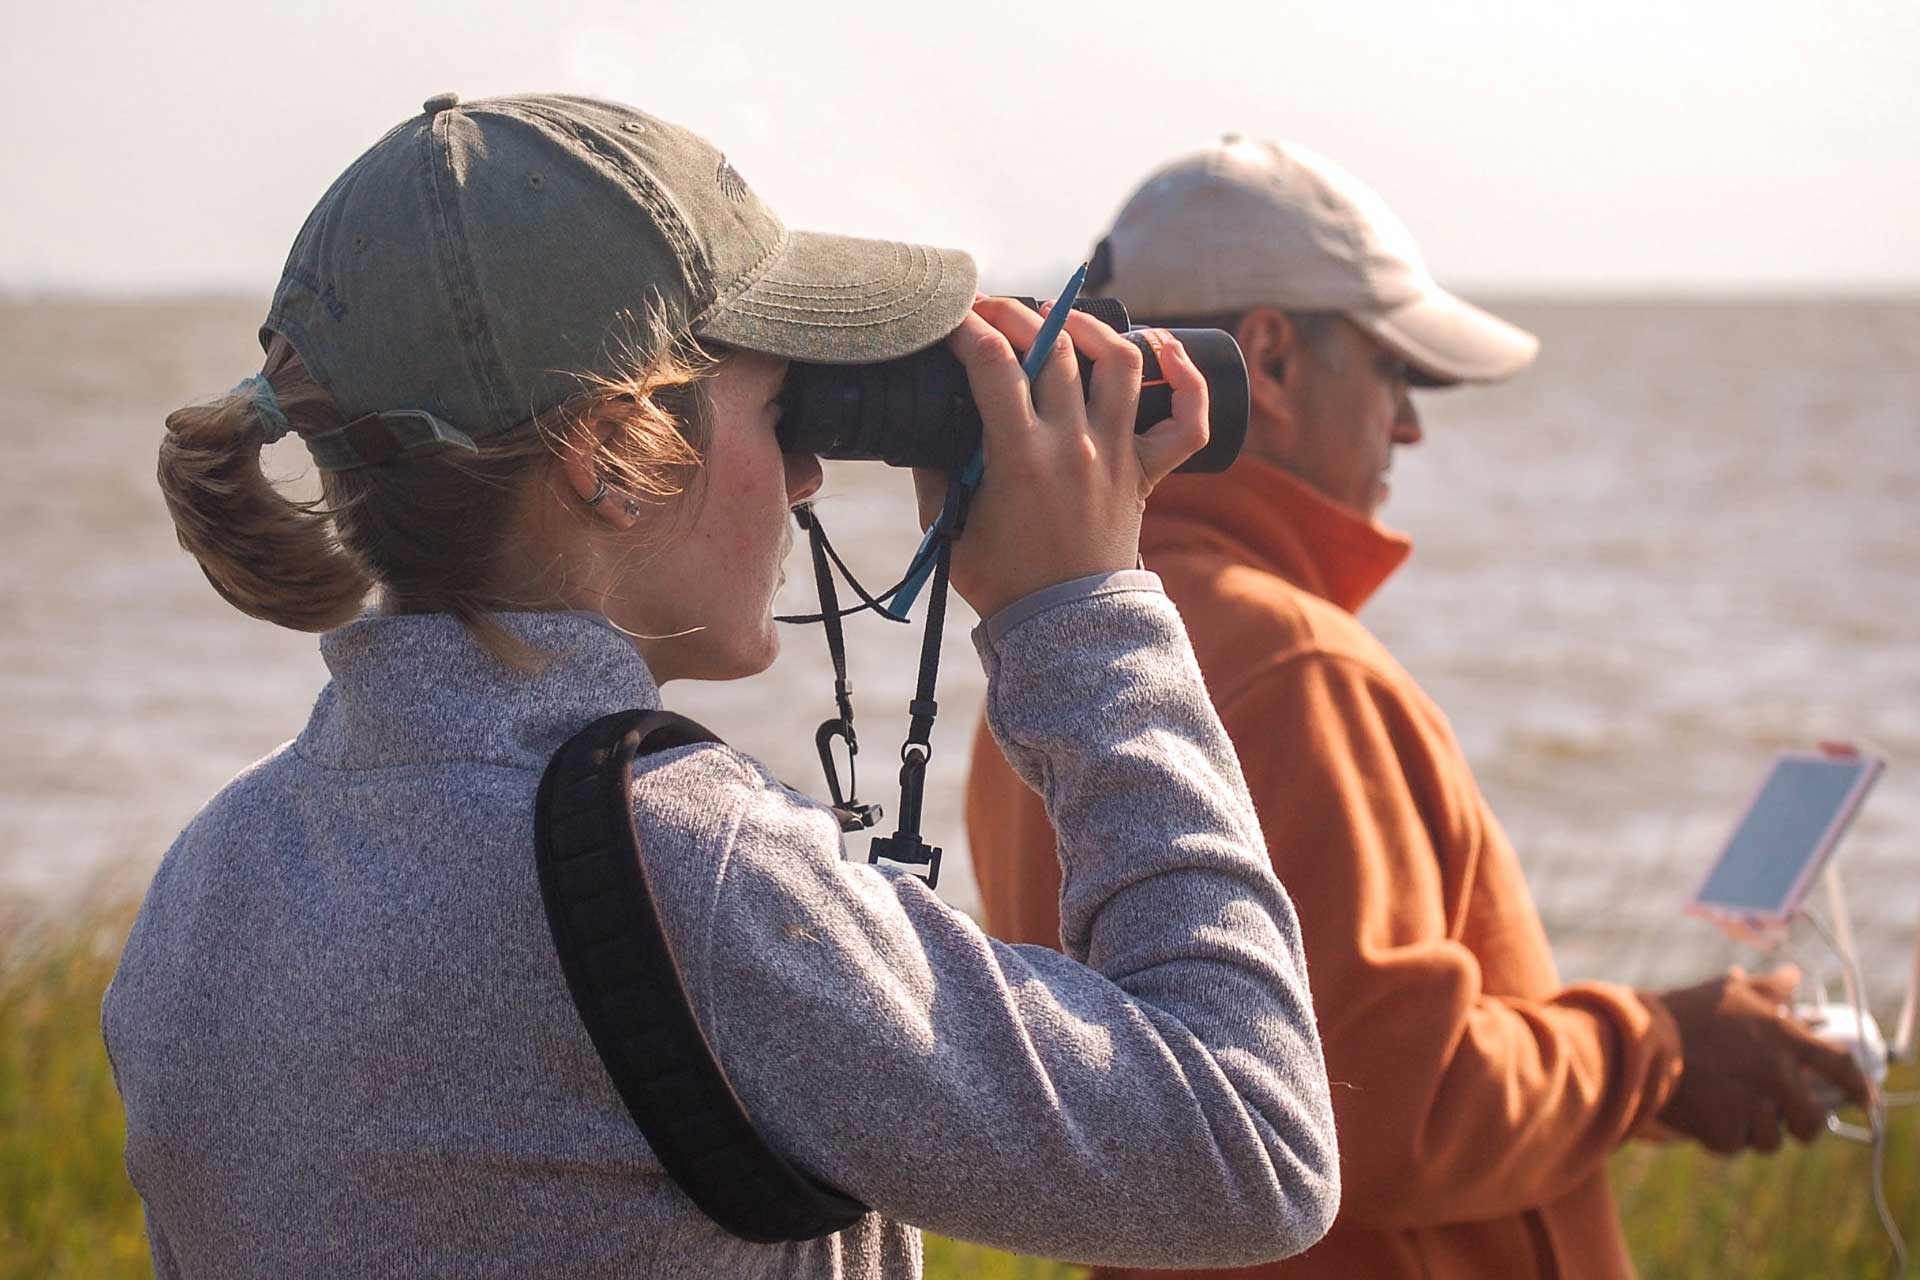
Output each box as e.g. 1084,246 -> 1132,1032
1794,1001 -> 1889,1108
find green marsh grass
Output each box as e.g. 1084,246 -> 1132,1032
1612,1067 -> 1918,1278
1,899 -> 1911,1279
0,899 -> 149,1278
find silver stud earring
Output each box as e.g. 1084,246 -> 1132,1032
623,498 -> 641,518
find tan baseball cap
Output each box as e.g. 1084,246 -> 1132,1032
1090,137 -> 1537,387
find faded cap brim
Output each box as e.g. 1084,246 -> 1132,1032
1356,288 -> 1540,388
693,230 -> 978,365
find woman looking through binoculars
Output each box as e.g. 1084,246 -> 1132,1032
104,93 -> 1338,1277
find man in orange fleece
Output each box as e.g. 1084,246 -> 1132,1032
964,139 -> 1868,1279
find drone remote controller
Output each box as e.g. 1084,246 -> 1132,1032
1793,1001 -> 1889,1109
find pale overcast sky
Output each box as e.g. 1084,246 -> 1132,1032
3,0 -> 1916,296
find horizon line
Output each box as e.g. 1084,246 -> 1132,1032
6,282 -> 1920,307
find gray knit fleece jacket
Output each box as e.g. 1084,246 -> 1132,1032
103,573 -> 1337,1278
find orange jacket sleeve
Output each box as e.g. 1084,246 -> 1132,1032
1221,649 -> 1680,1229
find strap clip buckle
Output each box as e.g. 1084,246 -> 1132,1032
815,720 -> 882,832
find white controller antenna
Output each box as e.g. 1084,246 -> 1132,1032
1893,899 -> 1919,1063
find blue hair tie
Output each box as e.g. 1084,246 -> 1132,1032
232,374 -> 292,443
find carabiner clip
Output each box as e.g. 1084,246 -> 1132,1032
815,719 -> 881,833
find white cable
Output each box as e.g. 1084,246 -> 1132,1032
1799,911 -> 1874,1152
1801,908 -> 1907,1277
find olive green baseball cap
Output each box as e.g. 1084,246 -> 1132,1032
266,93 -> 977,470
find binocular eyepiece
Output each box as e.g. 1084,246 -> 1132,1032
776,297 -> 1248,474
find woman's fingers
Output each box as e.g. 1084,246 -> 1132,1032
1026,303 -> 1086,428
944,306 -> 1034,465
971,295 -> 1045,345
933,297 -> 1151,617
1131,329 -> 1211,487
949,304 -> 1208,493
1059,308 -> 1140,446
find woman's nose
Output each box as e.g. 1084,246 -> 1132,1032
785,451 -> 824,505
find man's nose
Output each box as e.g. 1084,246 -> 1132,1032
1394,397 -> 1423,446
785,451 -> 824,505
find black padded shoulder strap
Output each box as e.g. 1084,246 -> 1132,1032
534,709 -> 868,1243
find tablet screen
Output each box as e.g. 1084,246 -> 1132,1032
1693,754 -> 1882,919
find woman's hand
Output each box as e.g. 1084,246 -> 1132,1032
913,297 -> 1210,621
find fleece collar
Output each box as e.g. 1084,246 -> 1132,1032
299,611 -> 659,772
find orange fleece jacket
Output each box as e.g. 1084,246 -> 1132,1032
966,457 -> 1683,1280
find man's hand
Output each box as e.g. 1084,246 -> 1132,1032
1651,965 -> 1871,1154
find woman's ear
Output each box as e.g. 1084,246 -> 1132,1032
559,411 -> 640,531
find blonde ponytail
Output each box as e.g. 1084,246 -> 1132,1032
158,335 -> 372,631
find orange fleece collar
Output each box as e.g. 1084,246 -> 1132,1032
1143,455 -> 1413,614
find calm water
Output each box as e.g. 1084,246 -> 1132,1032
2,296 -> 1915,1001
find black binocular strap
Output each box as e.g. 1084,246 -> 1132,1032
865,531 -> 951,886
533,709 -> 868,1243
792,507 -> 882,831
774,494 -> 965,886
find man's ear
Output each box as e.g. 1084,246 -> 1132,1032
1238,307 -> 1300,431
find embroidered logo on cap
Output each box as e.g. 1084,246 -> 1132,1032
715,156 -> 749,203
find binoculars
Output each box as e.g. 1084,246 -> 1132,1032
776,298 -> 1248,474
